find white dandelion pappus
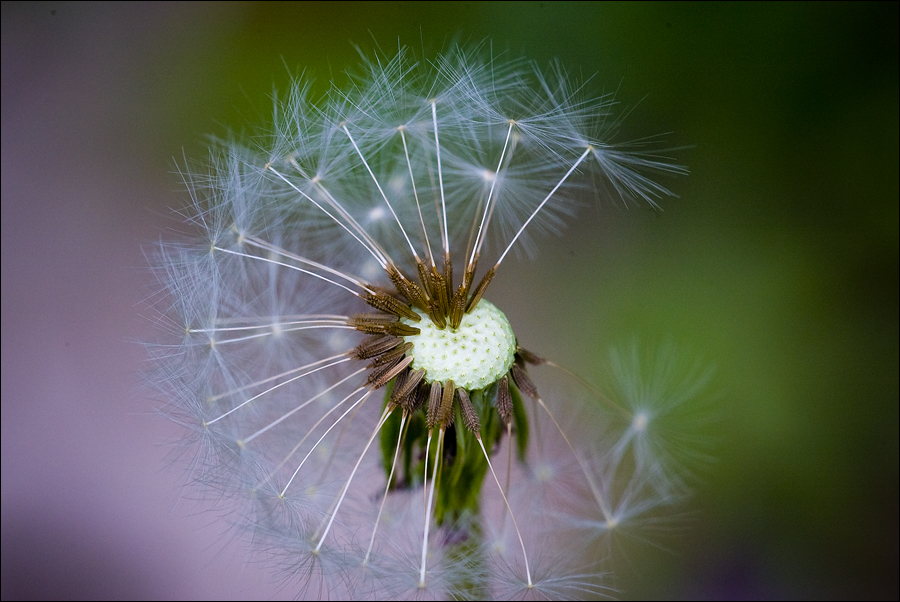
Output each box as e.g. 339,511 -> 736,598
148,44 -> 698,600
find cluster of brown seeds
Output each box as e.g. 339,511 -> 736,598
346,254 -> 540,436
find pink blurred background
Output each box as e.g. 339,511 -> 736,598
1,4 -> 283,599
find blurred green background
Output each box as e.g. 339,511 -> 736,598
2,2 -> 896,599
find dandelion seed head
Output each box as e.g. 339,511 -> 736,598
146,42 -> 707,600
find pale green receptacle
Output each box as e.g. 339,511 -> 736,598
401,299 -> 516,390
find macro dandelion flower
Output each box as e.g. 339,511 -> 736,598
148,44 -> 701,600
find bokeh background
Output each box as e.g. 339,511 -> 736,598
2,2 -> 896,599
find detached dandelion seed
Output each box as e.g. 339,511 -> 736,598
147,43 -> 705,600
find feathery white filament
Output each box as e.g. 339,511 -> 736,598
207,352 -> 349,403
431,101 -> 449,256
470,121 -> 514,267
496,146 -> 592,268
207,355 -> 352,427
343,124 -> 420,261
190,317 -> 348,335
315,405 -> 394,552
257,368 -> 369,484
399,127 -> 435,265
477,436 -> 532,587
241,363 -> 363,444
419,428 -> 444,588
213,246 -> 362,298
267,165 -> 389,268
364,410 -> 407,564
280,387 -> 370,497
243,236 -> 374,293
537,396 -> 613,522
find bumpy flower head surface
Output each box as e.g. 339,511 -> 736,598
403,299 -> 515,390
148,43 -> 704,601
